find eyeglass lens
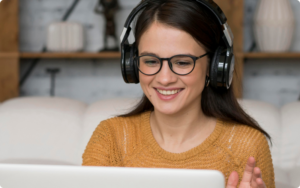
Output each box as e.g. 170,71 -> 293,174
138,55 -> 195,75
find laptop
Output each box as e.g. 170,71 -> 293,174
0,164 -> 225,188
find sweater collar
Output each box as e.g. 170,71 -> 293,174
140,111 -> 224,161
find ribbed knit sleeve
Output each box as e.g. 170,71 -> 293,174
82,121 -> 111,166
255,135 -> 275,188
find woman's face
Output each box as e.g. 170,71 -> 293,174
138,22 -> 209,115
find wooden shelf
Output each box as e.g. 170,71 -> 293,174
19,52 -> 121,59
0,52 -> 19,58
242,52 -> 300,59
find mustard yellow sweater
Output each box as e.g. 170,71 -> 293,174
82,111 -> 275,188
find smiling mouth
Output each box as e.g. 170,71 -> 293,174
155,88 -> 184,96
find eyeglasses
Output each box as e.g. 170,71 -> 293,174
136,52 -> 210,76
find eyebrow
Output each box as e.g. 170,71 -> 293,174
139,51 -> 198,57
140,52 -> 158,56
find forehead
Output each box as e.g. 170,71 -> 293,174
138,22 -> 206,57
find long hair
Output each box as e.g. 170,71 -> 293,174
119,0 -> 271,142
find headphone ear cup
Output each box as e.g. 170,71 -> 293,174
209,46 -> 223,89
131,43 -> 139,83
127,42 -> 139,83
224,48 -> 235,89
133,51 -> 140,82
121,42 -> 139,84
121,43 -> 131,83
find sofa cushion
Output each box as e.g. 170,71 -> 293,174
274,167 -> 293,188
281,102 -> 300,170
288,166 -> 300,187
273,166 -> 300,188
0,97 -> 87,166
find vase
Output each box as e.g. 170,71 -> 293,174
253,0 -> 295,52
47,22 -> 84,52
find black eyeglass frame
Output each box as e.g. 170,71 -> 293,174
136,52 -> 211,76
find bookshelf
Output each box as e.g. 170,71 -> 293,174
242,52 -> 300,59
1,0 -> 300,102
19,52 -> 121,59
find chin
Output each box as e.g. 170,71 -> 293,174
153,103 -> 182,115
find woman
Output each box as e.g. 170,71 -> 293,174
82,0 -> 275,187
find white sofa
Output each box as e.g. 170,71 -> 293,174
0,97 -> 299,187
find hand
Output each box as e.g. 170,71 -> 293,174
226,157 -> 266,188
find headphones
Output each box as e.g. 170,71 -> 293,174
120,0 -> 235,89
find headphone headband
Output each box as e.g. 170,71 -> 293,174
120,0 -> 233,47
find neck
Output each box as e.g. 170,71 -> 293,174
150,101 -> 216,152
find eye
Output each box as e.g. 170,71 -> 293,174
145,60 -> 159,65
172,56 -> 194,67
175,61 -> 192,66
140,56 -> 160,67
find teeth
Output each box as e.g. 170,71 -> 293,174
156,89 -> 181,95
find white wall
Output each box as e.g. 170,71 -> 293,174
19,0 -> 300,106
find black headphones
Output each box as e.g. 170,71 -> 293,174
120,0 -> 235,89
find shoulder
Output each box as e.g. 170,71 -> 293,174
219,120 -> 269,146
92,111 -> 149,145
98,112 -> 146,134
217,120 -> 270,163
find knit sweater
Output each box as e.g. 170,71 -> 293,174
82,111 -> 275,188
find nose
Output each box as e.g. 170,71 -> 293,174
155,60 -> 177,85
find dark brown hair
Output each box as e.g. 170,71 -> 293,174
119,0 -> 271,142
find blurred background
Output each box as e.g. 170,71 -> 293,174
0,0 -> 299,106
